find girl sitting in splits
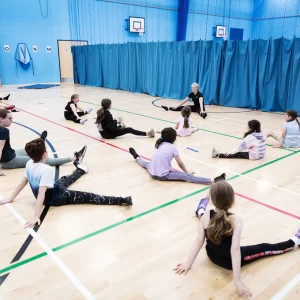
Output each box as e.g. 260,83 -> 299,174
95,98 -> 155,139
64,94 -> 92,125
161,83 -> 207,119
0,138 -> 132,229
0,109 -> 86,171
129,127 -> 225,184
212,120 -> 266,160
267,110 -> 300,148
174,181 -> 300,298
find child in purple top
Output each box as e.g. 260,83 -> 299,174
129,127 -> 226,184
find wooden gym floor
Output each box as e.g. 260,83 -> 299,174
0,83 -> 299,299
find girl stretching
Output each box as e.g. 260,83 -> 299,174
157,106 -> 199,137
0,138 -> 132,229
212,120 -> 266,160
0,109 -> 86,170
161,83 -> 207,119
64,94 -> 92,125
174,181 -> 300,298
95,98 -> 155,139
267,110 -> 300,148
129,127 -> 225,184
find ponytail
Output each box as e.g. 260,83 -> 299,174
181,106 -> 191,129
95,98 -> 112,124
155,127 -> 177,149
286,110 -> 300,132
95,108 -> 105,124
206,209 -> 234,245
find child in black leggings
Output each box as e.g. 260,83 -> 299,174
64,94 -> 92,125
95,98 -> 155,139
0,138 -> 132,228
174,182 -> 300,299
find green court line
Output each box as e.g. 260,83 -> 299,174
81,100 -> 296,152
1,150 -> 298,276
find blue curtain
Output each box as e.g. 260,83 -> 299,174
72,37 -> 300,114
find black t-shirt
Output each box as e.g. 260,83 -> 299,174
188,91 -> 204,108
65,101 -> 77,114
0,127 -> 16,163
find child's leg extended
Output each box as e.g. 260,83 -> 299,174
58,189 -> 132,206
241,230 -> 300,266
56,168 -> 86,189
219,152 -> 249,159
165,170 -> 212,184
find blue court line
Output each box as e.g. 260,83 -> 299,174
187,147 -> 199,153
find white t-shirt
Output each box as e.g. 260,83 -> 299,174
176,116 -> 193,137
25,160 -> 55,198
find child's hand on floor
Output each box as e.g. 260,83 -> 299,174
0,198 -> 11,205
273,143 -> 281,148
173,261 -> 192,275
24,217 -> 41,229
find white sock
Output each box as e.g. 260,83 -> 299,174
291,235 -> 300,247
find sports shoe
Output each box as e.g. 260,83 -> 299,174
118,117 -> 126,128
3,94 -> 10,100
161,105 -> 169,111
73,161 -> 89,173
121,196 -> 133,206
200,112 -> 207,119
147,129 -> 155,138
74,146 -> 87,164
87,108 -> 93,114
211,147 -> 219,158
291,228 -> 300,247
80,119 -> 88,125
40,130 -> 48,141
195,196 -> 210,218
214,173 -> 226,183
129,147 -> 139,159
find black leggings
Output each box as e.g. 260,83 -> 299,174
45,168 -> 128,206
64,111 -> 87,123
100,127 -> 146,139
171,105 -> 202,114
219,152 -> 249,159
241,239 -> 295,266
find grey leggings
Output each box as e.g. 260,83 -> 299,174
0,149 -> 71,169
136,157 -> 211,184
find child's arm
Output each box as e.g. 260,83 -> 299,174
174,215 -> 206,275
231,216 -> 252,299
231,140 -> 248,154
175,121 -> 180,129
0,140 -> 5,175
175,155 -> 194,174
24,186 -> 47,229
273,128 -> 286,148
70,103 -> 81,119
0,177 -> 28,204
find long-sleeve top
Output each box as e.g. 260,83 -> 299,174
98,110 -> 118,133
231,132 -> 266,160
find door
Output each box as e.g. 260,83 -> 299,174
58,40 -> 88,82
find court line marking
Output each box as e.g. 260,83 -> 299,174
0,122 -> 60,286
79,100 -> 296,153
1,151 -> 299,276
133,138 -> 300,197
4,203 -> 95,300
18,101 -> 52,111
271,273 -> 300,300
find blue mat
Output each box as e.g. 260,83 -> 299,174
18,84 -> 60,89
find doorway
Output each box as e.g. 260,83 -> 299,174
57,40 -> 88,82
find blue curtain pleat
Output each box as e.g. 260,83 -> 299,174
72,37 -> 300,114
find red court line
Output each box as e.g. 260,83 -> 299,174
235,192 -> 300,220
18,107 -> 300,220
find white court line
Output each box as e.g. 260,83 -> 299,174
221,116 -> 283,129
4,203 -> 95,300
132,138 -> 300,197
271,273 -> 300,300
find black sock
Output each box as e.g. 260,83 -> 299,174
4,94 -> 10,100
129,147 -> 139,159
214,173 -> 226,183
161,105 -> 169,111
